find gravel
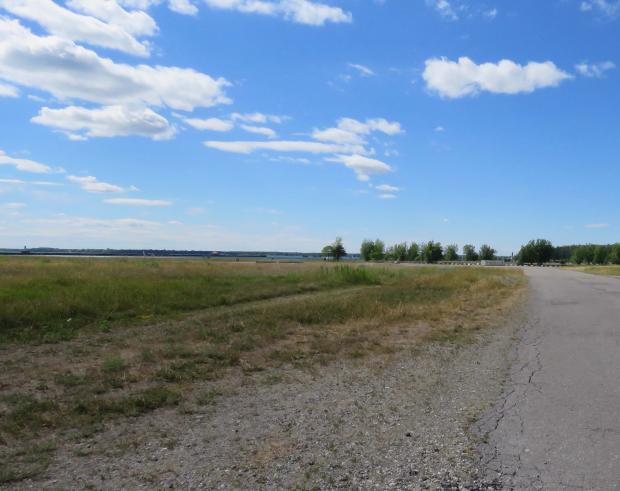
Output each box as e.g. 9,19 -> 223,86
12,312 -> 524,491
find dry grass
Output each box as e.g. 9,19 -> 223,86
569,265 -> 620,277
0,259 -> 525,483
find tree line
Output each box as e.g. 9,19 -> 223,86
516,239 -> 620,265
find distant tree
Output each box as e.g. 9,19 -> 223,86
609,243 -> 620,265
463,244 -> 479,262
370,239 -> 385,261
517,239 -> 554,265
321,245 -> 333,261
572,244 -> 595,264
407,242 -> 419,262
360,239 -> 375,261
385,242 -> 408,262
422,241 -> 443,263
479,244 -> 496,261
593,245 -> 608,265
444,244 -> 459,261
331,237 -> 346,262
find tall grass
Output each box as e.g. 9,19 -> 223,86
0,258 -> 379,344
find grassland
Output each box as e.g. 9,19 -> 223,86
568,265 -> 620,277
0,257 -> 525,483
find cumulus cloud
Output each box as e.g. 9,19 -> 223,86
0,150 -> 53,173
66,0 -> 158,36
32,105 -> 177,140
168,0 -> 198,14
330,154 -> 392,181
378,193 -> 397,199
67,175 -> 127,193
0,178 -> 61,186
575,61 -> 616,78
240,124 -> 277,138
312,117 -> 402,145
423,57 -> 571,98
184,117 -> 234,131
104,198 -> 172,206
0,18 -> 231,111
202,0 -> 352,25
348,63 -> 375,77
0,0 -> 152,56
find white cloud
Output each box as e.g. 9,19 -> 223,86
330,154 -> 392,181
434,125 -> 445,132
205,140 -> 363,154
185,117 -> 234,131
104,198 -> 172,206
580,0 -> 620,17
378,193 -> 397,199
240,124 -> 277,138
375,184 -> 399,192
0,81 -> 18,97
427,0 -> 458,20
231,112 -> 286,124
423,57 -> 571,98
312,117 -> 402,145
202,0 -> 352,25
484,8 -> 497,19
67,175 -> 126,193
348,63 -> 375,77
575,61 -> 616,78
0,17 -> 231,111
0,150 -> 53,173
0,0 -> 151,56
168,0 -> 198,14
66,0 -> 158,36
585,223 -> 609,229
32,105 -> 177,140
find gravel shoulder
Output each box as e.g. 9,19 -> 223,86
10,292 -> 528,490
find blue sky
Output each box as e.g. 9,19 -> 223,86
0,0 -> 618,254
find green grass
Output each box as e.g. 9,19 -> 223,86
0,257 -> 379,344
570,265 -> 620,277
0,259 -> 525,483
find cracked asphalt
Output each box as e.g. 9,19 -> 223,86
480,268 -> 620,490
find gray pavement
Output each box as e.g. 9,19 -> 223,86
482,268 -> 620,490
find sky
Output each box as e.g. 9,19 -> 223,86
0,0 -> 618,254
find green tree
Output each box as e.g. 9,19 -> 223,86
407,242 -> 419,261
479,244 -> 496,261
321,245 -> 333,261
609,243 -> 620,265
360,239 -> 375,261
444,244 -> 459,261
593,245 -> 608,265
422,241 -> 443,263
370,239 -> 385,261
517,239 -> 554,265
331,237 -> 346,262
463,244 -> 478,261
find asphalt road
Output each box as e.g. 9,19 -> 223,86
483,268 -> 620,490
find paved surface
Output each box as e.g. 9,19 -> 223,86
482,268 -> 620,490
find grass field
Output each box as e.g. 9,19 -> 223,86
0,258 -> 525,483
569,265 -> 620,277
